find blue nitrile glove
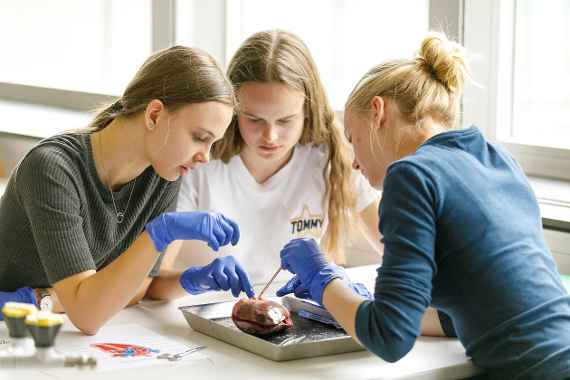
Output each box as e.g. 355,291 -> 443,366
276,273 -> 373,302
145,211 -> 240,252
0,287 -> 36,321
179,256 -> 255,298
279,238 -> 346,304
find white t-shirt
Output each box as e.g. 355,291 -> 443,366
176,144 -> 380,284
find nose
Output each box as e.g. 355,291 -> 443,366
194,149 -> 210,164
262,123 -> 278,142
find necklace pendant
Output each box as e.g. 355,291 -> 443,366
116,212 -> 125,224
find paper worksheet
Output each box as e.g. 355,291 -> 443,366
43,323 -> 209,372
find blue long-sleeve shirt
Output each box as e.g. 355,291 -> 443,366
355,127 -> 570,379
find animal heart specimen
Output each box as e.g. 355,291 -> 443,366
232,298 -> 292,335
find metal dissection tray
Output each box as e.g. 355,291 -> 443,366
179,298 -> 363,361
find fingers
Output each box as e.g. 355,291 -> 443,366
223,265 -> 242,298
220,257 -> 254,298
209,214 -> 240,250
279,245 -> 295,274
275,276 -> 299,297
217,218 -> 234,247
206,218 -> 226,251
280,238 -> 324,275
293,283 -> 311,299
203,274 -> 221,291
224,216 -> 240,246
275,276 -> 311,299
234,263 -> 255,298
210,259 -> 230,291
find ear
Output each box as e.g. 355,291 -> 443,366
370,96 -> 386,131
145,99 -> 165,131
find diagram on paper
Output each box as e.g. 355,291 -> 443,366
45,324 -> 207,371
91,342 -> 160,358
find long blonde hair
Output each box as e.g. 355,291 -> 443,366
89,45 -> 236,131
346,32 -> 469,130
212,30 -> 356,262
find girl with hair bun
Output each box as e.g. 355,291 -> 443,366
278,32 -> 570,379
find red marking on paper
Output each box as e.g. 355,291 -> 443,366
91,343 -> 159,358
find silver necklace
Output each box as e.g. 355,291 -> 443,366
96,133 -> 137,224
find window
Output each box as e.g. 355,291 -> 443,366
0,0 -> 151,95
510,0 -> 570,149
177,0 -> 429,110
464,0 -> 570,180
175,0 -> 226,66
228,0 -> 428,110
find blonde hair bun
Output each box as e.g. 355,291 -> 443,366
417,32 -> 468,93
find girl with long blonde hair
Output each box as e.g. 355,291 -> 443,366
177,30 -> 382,284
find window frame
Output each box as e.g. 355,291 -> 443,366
0,0 -> 175,112
463,0 -> 570,181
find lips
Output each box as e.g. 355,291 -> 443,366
179,165 -> 189,175
259,144 -> 281,152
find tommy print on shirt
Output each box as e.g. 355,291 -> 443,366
289,205 -> 324,239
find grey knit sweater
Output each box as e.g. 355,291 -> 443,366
0,133 -> 180,291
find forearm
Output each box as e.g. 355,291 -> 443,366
54,232 -> 161,334
144,240 -> 187,300
322,279 -> 366,342
420,307 -> 446,336
44,282 -> 146,313
145,269 -> 187,300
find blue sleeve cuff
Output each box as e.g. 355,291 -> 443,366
437,310 -> 457,337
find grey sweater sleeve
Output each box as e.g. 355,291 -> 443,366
16,147 -> 96,284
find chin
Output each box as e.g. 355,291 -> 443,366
162,174 -> 180,182
367,175 -> 383,190
257,147 -> 289,161
154,166 -> 180,182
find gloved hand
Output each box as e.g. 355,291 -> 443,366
145,211 -> 240,252
0,287 -> 36,321
279,238 -> 346,304
179,256 -> 255,298
276,274 -> 372,303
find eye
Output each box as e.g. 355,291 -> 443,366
277,118 -> 294,126
192,134 -> 210,144
248,117 -> 262,123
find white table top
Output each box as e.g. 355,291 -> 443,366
1,266 -> 481,380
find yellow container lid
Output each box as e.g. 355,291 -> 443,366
26,311 -> 64,328
2,302 -> 38,319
